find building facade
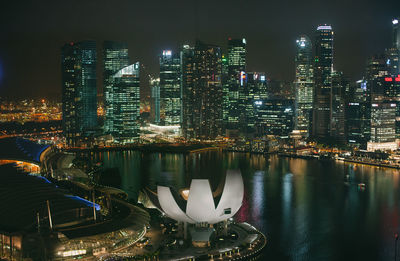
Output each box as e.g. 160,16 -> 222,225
313,25 -> 334,141
106,63 -> 140,143
346,80 -> 370,148
255,98 -> 294,138
330,71 -> 347,143
294,35 -> 313,137
150,77 -> 161,124
180,45 -> 195,139
61,41 -> 97,146
159,50 -> 181,126
225,38 -> 246,136
370,101 -> 396,143
103,41 -> 130,135
385,18 -> 400,76
244,72 -> 268,137
190,41 -> 223,139
393,18 -> 400,51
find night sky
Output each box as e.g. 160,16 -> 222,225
0,0 -> 399,100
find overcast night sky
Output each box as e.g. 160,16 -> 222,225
0,0 -> 399,99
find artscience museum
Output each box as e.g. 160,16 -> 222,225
143,170 -> 244,246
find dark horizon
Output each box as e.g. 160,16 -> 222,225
0,0 -> 399,100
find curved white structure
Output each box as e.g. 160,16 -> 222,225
157,170 -> 244,224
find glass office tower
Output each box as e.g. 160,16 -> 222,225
61,41 -> 97,146
393,18 -> 400,50
107,63 -> 140,143
191,40 -> 223,139
386,19 -> 400,76
180,45 -> 195,139
103,41 -> 129,134
313,25 -> 333,140
370,101 -> 396,143
225,38 -> 246,136
150,77 -> 161,124
255,98 -> 294,137
294,35 -> 313,137
346,80 -> 370,148
330,71 -> 347,143
245,72 -> 268,137
159,50 -> 181,126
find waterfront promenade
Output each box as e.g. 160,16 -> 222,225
65,143 -> 222,154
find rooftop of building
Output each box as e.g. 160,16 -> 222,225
0,137 -> 50,164
0,164 -> 97,234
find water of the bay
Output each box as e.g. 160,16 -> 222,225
93,150 -> 400,260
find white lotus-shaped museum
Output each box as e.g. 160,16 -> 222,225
157,170 -> 244,224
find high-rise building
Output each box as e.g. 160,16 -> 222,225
370,101 -> 396,143
244,72 -> 268,137
225,38 -> 246,136
366,54 -> 389,90
393,18 -> 400,50
159,50 -> 181,126
180,45 -> 195,139
366,54 -> 388,106
106,63 -> 140,143
61,41 -> 97,146
386,48 -> 400,76
249,73 -> 268,101
380,75 -> 400,139
103,41 -> 130,134
313,25 -> 333,140
222,54 -> 229,132
255,98 -> 294,138
346,80 -> 370,148
150,77 -> 160,124
187,40 -> 223,139
294,35 -> 313,137
386,19 -> 400,76
330,71 -> 347,143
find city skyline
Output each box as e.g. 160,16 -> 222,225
0,0 -> 399,99
3,3 -> 400,260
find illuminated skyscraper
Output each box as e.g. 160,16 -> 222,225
393,18 -> 400,50
313,25 -> 333,140
255,98 -> 294,137
159,50 -> 181,126
381,75 -> 400,139
370,101 -> 396,143
190,40 -> 223,139
103,41 -> 130,134
106,63 -> 140,143
222,54 -> 229,132
180,45 -> 195,139
330,71 -> 347,143
245,72 -> 268,136
150,77 -> 160,124
386,19 -> 400,76
225,38 -> 246,136
61,41 -> 97,146
346,80 -> 370,148
367,76 -> 400,151
294,35 -> 313,137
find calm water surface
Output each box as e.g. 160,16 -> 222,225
93,151 -> 400,261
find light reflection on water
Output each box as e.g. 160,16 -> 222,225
93,151 -> 400,261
